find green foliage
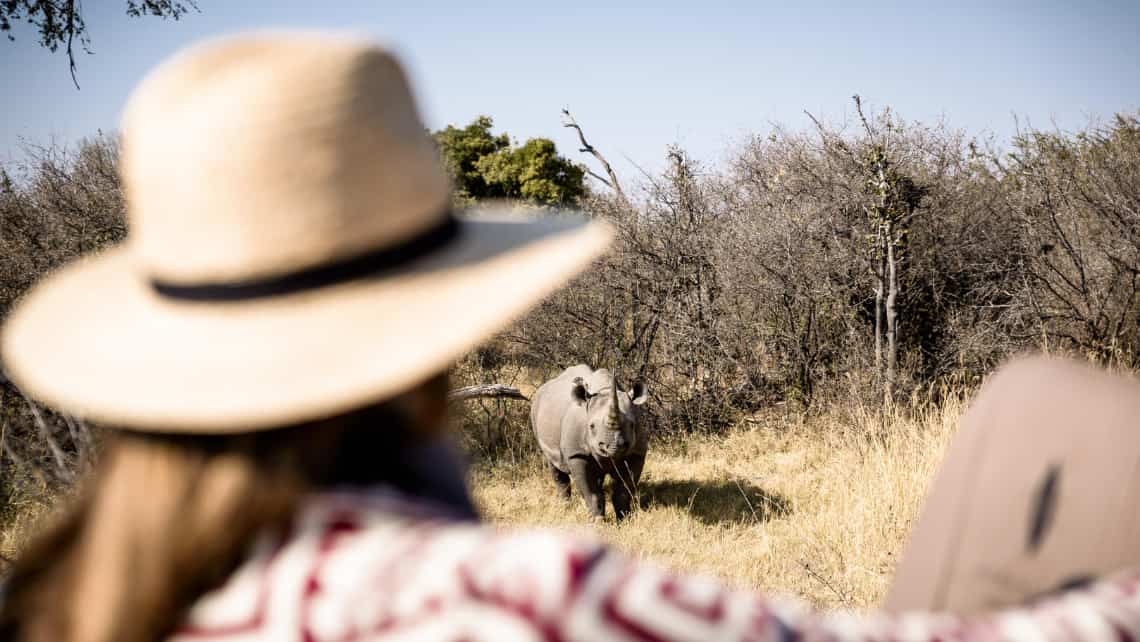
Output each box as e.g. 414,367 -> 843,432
432,116 -> 586,207
432,116 -> 510,203
476,138 -> 586,205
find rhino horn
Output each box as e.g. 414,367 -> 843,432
608,374 -> 620,428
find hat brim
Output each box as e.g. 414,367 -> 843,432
1,207 -> 612,432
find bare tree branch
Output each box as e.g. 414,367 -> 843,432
561,108 -> 628,205
448,384 -> 529,403
852,94 -> 877,143
584,168 -> 613,188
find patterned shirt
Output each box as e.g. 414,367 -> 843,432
171,489 -> 1140,642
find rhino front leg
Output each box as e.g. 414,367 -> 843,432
611,454 -> 645,521
550,464 -> 572,500
568,456 -> 605,519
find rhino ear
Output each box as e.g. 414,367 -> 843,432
571,377 -> 589,405
630,381 -> 648,405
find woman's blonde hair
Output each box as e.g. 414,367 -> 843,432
0,374 -> 450,642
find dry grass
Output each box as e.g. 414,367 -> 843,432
0,396 -> 963,605
470,396 -> 963,610
0,483 -> 57,569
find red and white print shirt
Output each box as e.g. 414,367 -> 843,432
171,489 -> 1140,642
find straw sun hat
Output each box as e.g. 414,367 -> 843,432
0,32 -> 613,433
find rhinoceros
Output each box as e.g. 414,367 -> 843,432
530,364 -> 648,519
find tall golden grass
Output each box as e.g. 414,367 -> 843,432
470,396 -> 964,610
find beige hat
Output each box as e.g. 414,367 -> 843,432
0,32 -> 612,433
887,355 -> 1140,613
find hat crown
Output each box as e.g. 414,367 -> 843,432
120,33 -> 452,285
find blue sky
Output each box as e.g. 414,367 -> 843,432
3,1 -> 1139,179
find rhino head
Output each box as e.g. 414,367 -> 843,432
570,374 -> 648,459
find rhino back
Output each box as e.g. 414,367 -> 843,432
531,365 -> 595,472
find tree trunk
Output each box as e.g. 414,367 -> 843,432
873,268 -> 884,373
884,220 -> 899,406
872,220 -> 887,397
800,304 -> 817,407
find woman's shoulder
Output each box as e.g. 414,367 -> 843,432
171,488 -> 609,641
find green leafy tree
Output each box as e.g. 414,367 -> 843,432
433,116 -> 586,207
1,1 -> 200,87
476,138 -> 586,205
432,116 -> 510,202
